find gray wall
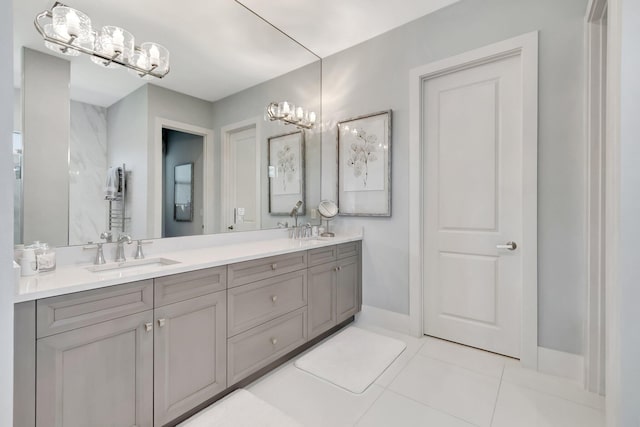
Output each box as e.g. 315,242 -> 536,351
163,130 -> 204,237
22,48 -> 70,247
0,0 -> 13,422
107,85 -> 148,239
147,84 -> 214,237
211,61 -> 322,232
618,0 -> 640,422
322,0 -> 588,354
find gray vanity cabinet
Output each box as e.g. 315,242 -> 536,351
36,310 -> 154,427
153,290 -> 227,427
17,242 -> 362,427
336,255 -> 361,323
307,242 -> 362,340
307,261 -> 337,340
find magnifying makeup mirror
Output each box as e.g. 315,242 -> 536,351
318,200 -> 338,237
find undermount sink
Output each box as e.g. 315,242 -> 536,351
86,257 -> 180,273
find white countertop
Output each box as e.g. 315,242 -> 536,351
15,233 -> 362,303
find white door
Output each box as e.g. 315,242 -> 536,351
222,126 -> 260,232
423,53 -> 523,358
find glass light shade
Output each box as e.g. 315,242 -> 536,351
90,26 -> 134,68
44,24 -> 80,56
52,6 -> 92,43
127,50 -> 153,79
279,101 -> 290,117
140,42 -> 169,74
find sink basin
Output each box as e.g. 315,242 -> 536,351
86,257 -> 180,273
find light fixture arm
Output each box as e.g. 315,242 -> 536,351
266,102 -> 315,130
34,2 -> 169,79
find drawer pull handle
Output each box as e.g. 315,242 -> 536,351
144,323 -> 153,332
271,263 -> 278,270
271,295 -> 278,303
271,337 -> 278,346
158,318 -> 166,328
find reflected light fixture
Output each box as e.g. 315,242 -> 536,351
266,101 -> 316,130
34,2 -> 170,79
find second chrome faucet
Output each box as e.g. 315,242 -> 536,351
115,234 -> 132,262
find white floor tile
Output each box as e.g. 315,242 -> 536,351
178,389 -> 302,427
355,390 -> 476,427
419,337 -> 510,379
491,382 -> 606,427
502,364 -> 605,410
354,323 -> 428,387
388,354 -> 500,427
248,364 -> 385,427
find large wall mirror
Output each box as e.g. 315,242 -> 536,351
12,0 -> 322,248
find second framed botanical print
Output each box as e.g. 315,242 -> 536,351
268,131 -> 305,215
337,110 -> 391,216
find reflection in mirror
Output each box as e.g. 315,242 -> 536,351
13,0 -> 322,248
173,163 -> 194,223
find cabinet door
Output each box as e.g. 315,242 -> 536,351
337,255 -> 360,323
154,292 -> 227,427
36,311 -> 153,427
307,262 -> 337,340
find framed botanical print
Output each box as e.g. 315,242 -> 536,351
337,110 -> 391,216
268,131 -> 305,215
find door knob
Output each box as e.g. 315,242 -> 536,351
496,241 -> 517,251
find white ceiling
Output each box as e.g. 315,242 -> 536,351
237,0 -> 459,58
13,0 -> 458,107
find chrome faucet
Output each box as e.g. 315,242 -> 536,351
289,200 -> 303,227
134,239 -> 152,260
100,231 -> 113,243
83,242 -> 106,265
115,234 -> 132,262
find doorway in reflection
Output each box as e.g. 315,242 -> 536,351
162,129 -> 204,238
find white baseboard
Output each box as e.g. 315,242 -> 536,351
538,346 -> 585,385
355,305 -> 412,335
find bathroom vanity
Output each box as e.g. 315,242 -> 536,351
14,235 -> 362,427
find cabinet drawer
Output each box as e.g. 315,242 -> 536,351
337,241 -> 360,259
227,308 -> 307,385
154,266 -> 226,307
228,270 -> 307,337
308,245 -> 337,267
228,252 -> 307,288
37,280 -> 153,338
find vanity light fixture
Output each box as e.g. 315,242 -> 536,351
266,101 -> 317,130
34,2 -> 170,79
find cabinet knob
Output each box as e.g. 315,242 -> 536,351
271,263 -> 277,270
158,318 -> 166,328
334,266 -> 339,272
144,323 -> 153,332
271,295 -> 278,303
271,337 -> 278,346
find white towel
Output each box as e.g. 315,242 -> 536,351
105,167 -> 119,200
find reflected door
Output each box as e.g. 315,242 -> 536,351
422,53 -> 524,358
222,126 -> 260,232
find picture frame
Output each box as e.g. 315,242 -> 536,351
337,110 -> 392,216
174,162 -> 194,222
268,131 -> 305,215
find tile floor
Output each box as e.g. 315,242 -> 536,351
184,321 -> 606,427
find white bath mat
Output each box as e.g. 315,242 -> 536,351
179,389 -> 302,427
294,326 -> 407,394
